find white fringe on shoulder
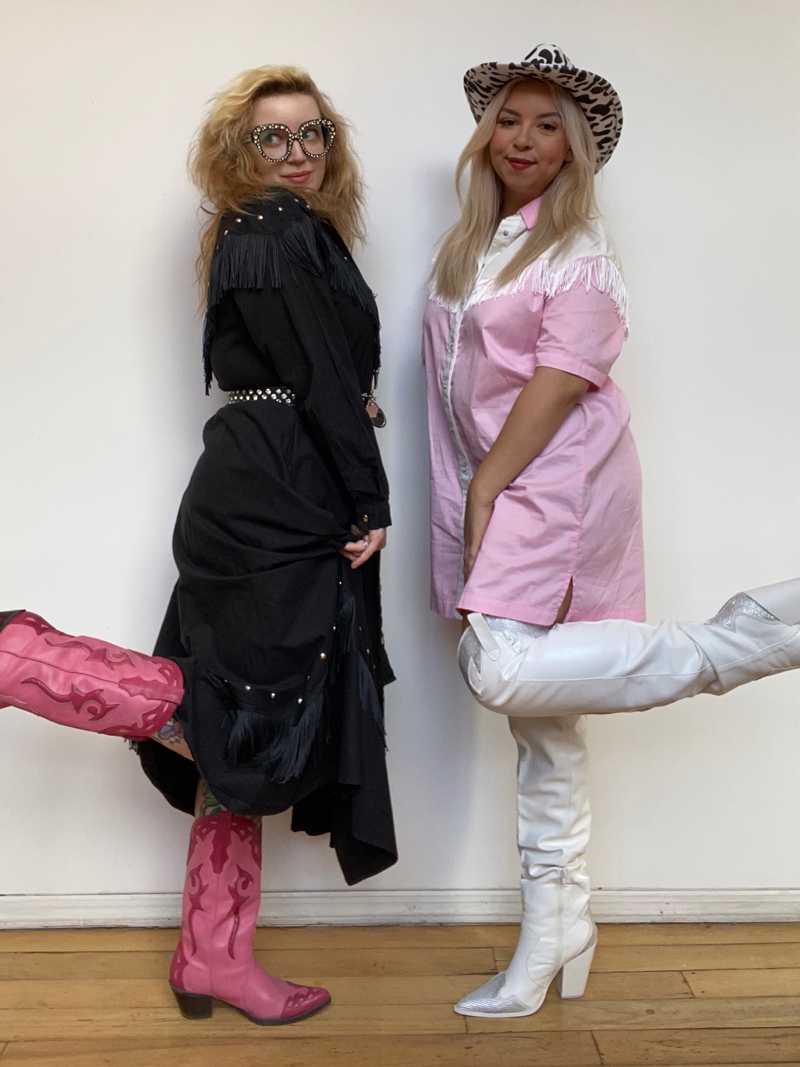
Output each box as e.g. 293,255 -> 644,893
430,224 -> 630,333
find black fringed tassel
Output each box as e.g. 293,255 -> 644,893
358,654 -> 386,738
251,693 -> 325,783
202,303 -> 217,394
202,214 -> 324,394
318,228 -> 381,332
337,591 -> 385,738
208,218 -> 324,307
336,592 -> 357,656
220,674 -> 326,785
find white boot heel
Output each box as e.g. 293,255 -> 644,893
556,929 -> 597,999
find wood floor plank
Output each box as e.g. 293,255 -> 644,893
594,1026 -> 800,1065
257,924 -> 521,950
597,923 -> 800,947
0,953 -> 168,981
0,926 -> 521,953
0,976 -> 472,1010
0,980 -> 173,1010
464,996 -> 800,1033
0,1002 -> 465,1042
0,931 -> 177,954
1,922 -> 798,955
582,971 -> 693,1001
256,947 -> 496,978
494,942 -> 800,973
0,970 -> 690,1011
684,968 -> 800,998
0,947 -> 496,982
0,1032 -> 601,1067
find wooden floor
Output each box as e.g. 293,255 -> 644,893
0,923 -> 799,1065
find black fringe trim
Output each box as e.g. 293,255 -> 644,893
358,654 -> 385,737
203,214 -> 380,395
226,689 -> 326,784
317,226 -> 382,386
220,590 -> 383,783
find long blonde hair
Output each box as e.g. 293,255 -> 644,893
189,65 -> 366,298
432,79 -> 599,303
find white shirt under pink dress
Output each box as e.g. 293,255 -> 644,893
423,196 -> 646,626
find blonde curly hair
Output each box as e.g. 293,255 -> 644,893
189,65 -> 366,297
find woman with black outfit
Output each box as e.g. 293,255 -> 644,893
0,65 -> 395,1026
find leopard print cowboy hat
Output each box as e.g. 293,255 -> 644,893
463,43 -> 622,170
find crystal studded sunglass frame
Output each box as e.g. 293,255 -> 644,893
243,119 -> 337,163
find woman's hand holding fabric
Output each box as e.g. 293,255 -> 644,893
340,527 -> 387,568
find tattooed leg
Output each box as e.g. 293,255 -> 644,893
194,778 -> 262,826
151,716 -> 194,761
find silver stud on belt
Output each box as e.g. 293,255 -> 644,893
227,387 -> 296,406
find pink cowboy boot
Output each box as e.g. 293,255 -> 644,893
0,610 -> 183,737
170,812 -> 331,1025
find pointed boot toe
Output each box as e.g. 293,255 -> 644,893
454,972 -> 540,1018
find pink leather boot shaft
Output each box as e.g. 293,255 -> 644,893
170,813 -> 330,1025
0,611 -> 183,738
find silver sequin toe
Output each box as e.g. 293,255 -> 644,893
708,592 -> 779,631
454,972 -> 534,1018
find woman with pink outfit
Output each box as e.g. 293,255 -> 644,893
424,43 -> 800,1019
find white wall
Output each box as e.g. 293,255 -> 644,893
1,0 -> 799,907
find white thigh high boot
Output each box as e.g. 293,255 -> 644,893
458,579 -> 800,719
455,707 -> 596,1018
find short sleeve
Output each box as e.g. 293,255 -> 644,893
535,283 -> 627,391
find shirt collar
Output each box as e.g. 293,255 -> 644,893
483,195 -> 543,261
519,196 -> 542,230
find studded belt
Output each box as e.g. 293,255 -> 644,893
226,387 -> 296,406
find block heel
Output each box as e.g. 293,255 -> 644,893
556,930 -> 597,999
171,986 -> 213,1019
0,611 -> 23,633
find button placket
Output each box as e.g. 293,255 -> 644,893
440,300 -> 474,606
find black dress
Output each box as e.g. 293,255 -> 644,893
136,188 -> 397,885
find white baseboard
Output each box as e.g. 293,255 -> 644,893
0,888 -> 798,929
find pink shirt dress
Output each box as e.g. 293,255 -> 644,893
423,197 -> 645,626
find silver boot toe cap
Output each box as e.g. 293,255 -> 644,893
454,972 -> 534,1018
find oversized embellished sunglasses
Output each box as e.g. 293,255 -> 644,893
244,119 -> 336,162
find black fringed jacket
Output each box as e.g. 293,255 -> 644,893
203,187 -> 390,531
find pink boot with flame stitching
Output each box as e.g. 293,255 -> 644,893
0,611 -> 183,736
170,813 -> 331,1025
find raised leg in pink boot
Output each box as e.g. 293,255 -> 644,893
170,809 -> 331,1025
0,610 -> 183,737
